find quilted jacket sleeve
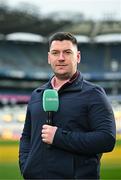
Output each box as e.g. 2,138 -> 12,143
53,87 -> 116,154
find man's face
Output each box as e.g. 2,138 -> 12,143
48,40 -> 80,80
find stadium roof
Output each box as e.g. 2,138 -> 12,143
60,21 -> 121,38
94,33 -> 121,43
0,5 -> 121,38
0,5 -> 121,44
5,32 -> 45,42
75,35 -> 90,43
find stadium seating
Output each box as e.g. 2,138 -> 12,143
0,35 -> 121,142
0,40 -> 120,75
0,40 -> 50,74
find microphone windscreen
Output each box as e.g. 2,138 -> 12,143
43,89 -> 59,112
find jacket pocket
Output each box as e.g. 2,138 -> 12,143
74,156 -> 100,179
47,149 -> 74,178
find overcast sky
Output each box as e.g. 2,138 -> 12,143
5,0 -> 121,20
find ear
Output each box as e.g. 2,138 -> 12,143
77,51 -> 81,64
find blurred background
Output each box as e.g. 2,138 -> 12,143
0,0 -> 121,179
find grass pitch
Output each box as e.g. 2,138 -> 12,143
0,139 -> 121,179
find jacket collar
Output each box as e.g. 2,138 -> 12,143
36,71 -> 84,93
60,72 -> 84,93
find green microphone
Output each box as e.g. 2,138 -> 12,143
43,89 -> 59,125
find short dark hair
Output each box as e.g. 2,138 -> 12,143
48,32 -> 78,48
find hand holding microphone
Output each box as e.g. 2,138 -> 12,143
42,89 -> 59,145
41,124 -> 57,144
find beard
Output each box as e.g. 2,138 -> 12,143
54,71 -> 73,80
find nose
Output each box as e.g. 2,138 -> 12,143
58,52 -> 65,60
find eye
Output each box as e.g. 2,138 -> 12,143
51,51 -> 59,55
65,51 -> 72,55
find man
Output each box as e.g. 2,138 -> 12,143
19,32 -> 116,179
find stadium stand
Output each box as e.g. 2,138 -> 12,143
0,15 -> 121,140
0,35 -> 121,75
0,40 -> 48,71
0,33 -> 121,96
78,43 -> 121,73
